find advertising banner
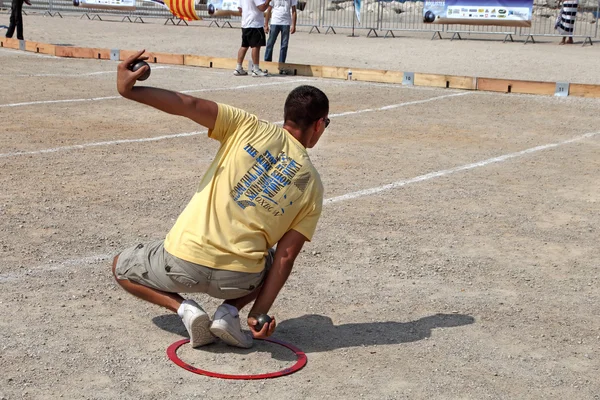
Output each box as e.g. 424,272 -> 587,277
354,0 -> 362,23
207,0 -> 242,17
142,0 -> 169,10
73,0 -> 136,11
423,0 -> 534,27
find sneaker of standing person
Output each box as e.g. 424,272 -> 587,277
234,63 -> 248,76
177,299 -> 215,348
252,68 -> 268,77
210,304 -> 253,348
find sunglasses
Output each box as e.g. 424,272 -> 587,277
323,117 -> 330,128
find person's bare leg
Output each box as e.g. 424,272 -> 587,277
559,37 -> 566,45
112,255 -> 215,347
566,37 -> 573,44
237,46 -> 249,64
251,47 -> 260,66
112,255 -> 183,313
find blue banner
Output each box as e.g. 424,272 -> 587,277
354,0 -> 362,23
423,0 -> 534,27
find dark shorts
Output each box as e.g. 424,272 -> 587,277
114,240 -> 275,300
241,27 -> 267,48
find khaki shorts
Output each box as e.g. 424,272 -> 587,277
114,240 -> 274,300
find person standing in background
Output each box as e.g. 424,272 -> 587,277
264,0 -> 297,73
555,0 -> 579,44
5,0 -> 31,41
234,0 -> 271,77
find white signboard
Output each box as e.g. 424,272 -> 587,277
73,0 -> 136,11
207,0 -> 241,16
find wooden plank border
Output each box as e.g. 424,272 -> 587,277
54,46 -> 112,60
24,41 -> 57,55
569,83 -> 600,98
0,38 -> 21,49
477,78 -> 556,96
121,50 -> 184,65
415,73 -> 477,90
5,40 -> 600,98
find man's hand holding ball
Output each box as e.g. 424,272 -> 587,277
248,314 -> 276,339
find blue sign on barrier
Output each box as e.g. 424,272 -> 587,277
423,0 -> 534,27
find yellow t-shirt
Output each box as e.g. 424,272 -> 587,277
164,103 -> 324,273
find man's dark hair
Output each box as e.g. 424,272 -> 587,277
284,85 -> 329,132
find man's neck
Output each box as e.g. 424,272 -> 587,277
282,124 -> 308,148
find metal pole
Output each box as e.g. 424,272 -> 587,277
348,0 -> 357,37
596,2 -> 599,39
377,0 -> 381,32
319,0 -> 325,31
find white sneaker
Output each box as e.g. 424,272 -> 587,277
251,69 -> 268,77
210,305 -> 253,348
179,300 -> 214,348
233,68 -> 248,76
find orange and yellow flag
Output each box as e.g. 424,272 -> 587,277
163,0 -> 199,21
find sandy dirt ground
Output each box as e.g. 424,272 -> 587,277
0,16 -> 599,400
4,13 -> 600,84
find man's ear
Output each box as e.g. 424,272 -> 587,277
313,118 -> 322,133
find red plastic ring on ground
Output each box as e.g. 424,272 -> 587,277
167,337 -> 307,380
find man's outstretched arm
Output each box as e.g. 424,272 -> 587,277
117,49 -> 218,130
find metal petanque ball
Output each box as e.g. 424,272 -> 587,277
255,314 -> 272,331
130,60 -> 151,81
423,10 -> 436,23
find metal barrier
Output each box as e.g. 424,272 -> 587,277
0,0 -> 58,17
446,24 -> 518,42
320,0 -> 379,35
295,0 -> 322,31
10,0 -> 176,21
191,0 -> 242,28
378,0 -> 443,39
519,2 -> 599,45
2,0 -> 597,44
4,0 -> 223,24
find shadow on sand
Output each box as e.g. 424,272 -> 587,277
153,313 -> 475,360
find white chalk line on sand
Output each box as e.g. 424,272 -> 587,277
0,70 -> 117,77
0,92 -> 468,159
0,65 -> 221,78
0,48 -> 57,59
330,92 -> 469,118
0,130 -> 209,158
1,130 -> 598,282
325,130 -> 600,205
0,79 -> 309,109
